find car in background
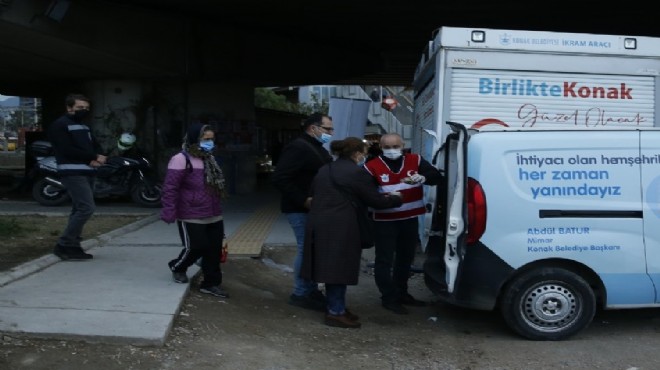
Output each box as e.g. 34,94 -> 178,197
0,134 -> 17,151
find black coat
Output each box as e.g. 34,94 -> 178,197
301,158 -> 403,285
271,134 -> 332,213
48,114 -> 103,176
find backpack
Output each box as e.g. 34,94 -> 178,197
181,151 -> 193,173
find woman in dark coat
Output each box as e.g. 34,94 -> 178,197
301,137 -> 403,328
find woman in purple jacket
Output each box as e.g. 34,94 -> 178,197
161,123 -> 229,298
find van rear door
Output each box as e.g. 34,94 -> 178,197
640,130 -> 660,301
423,121 -> 468,294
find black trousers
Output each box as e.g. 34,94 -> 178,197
169,220 -> 224,288
373,217 -> 418,304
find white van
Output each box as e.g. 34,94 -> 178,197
424,122 -> 660,340
412,26 -> 660,340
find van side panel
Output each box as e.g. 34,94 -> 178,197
640,131 -> 660,301
469,130 -> 655,306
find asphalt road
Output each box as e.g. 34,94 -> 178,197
0,190 -> 158,216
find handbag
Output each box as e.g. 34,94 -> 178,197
329,163 -> 375,249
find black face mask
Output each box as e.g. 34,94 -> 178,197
71,109 -> 90,121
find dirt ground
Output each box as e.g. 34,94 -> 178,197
4,241 -> 660,369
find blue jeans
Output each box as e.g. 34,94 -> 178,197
325,283 -> 347,315
286,213 -> 319,296
58,175 -> 96,247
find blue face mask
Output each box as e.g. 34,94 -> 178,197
316,132 -> 332,144
356,155 -> 366,167
199,140 -> 215,152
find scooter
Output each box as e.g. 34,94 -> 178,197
29,140 -> 162,207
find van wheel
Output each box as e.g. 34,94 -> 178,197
500,267 -> 596,341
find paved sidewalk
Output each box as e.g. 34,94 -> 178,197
0,189 -> 295,345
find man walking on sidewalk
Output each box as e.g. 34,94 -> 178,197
271,112 -> 333,311
49,93 -> 106,260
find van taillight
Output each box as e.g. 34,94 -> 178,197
467,177 -> 486,244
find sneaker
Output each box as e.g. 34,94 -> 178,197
382,301 -> 409,315
200,286 -> 230,298
399,293 -> 426,307
172,271 -> 189,284
324,313 -> 361,329
288,293 -> 326,312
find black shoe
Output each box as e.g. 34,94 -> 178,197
288,293 -> 326,312
69,246 -> 93,259
200,286 -> 230,298
308,289 -> 327,305
53,245 -> 93,261
382,301 -> 409,315
399,293 -> 426,307
172,271 -> 189,284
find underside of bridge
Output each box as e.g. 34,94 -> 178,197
0,0 -> 656,97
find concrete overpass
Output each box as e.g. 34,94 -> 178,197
1,1 -> 657,92
0,0 -> 657,192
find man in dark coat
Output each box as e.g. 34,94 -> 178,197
271,112 -> 334,311
49,93 -> 107,260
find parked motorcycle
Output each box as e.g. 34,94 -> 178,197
29,140 -> 162,207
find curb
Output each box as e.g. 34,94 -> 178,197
0,214 -> 160,287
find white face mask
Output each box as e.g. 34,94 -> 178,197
382,148 -> 402,160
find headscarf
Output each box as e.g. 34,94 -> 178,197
182,123 -> 227,197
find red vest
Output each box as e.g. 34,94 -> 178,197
364,154 -> 425,221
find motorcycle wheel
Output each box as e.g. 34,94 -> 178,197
131,182 -> 162,207
32,177 -> 70,206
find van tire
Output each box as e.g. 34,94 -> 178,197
500,267 -> 596,341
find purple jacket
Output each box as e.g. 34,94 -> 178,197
160,152 -> 222,223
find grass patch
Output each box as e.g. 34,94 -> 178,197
0,217 -> 27,237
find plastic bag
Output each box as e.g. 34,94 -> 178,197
220,237 -> 229,263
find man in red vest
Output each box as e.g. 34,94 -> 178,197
364,133 -> 443,314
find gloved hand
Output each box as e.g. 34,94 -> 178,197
409,173 -> 426,184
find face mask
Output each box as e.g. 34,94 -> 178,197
199,140 -> 215,152
72,109 -> 90,121
356,155 -> 366,167
383,148 -> 402,160
315,132 -> 332,144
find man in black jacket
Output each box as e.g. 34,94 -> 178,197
49,93 -> 107,260
271,113 -> 333,311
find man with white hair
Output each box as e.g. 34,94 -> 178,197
364,133 -> 443,314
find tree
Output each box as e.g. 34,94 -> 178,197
254,88 -> 329,115
254,88 -> 296,112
